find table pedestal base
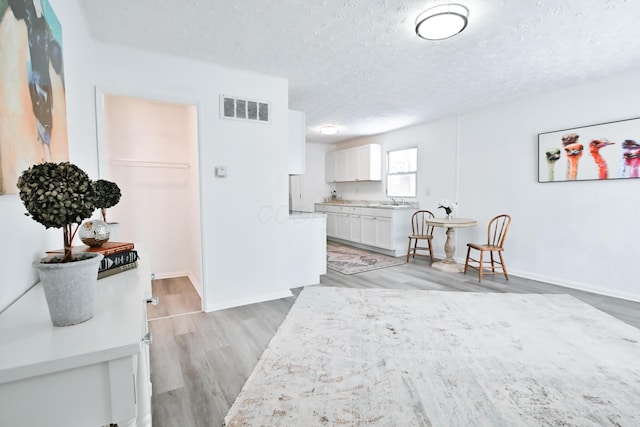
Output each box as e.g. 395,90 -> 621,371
426,218 -> 477,274
431,260 -> 465,273
432,227 -> 465,273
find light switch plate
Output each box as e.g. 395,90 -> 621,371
215,166 -> 227,177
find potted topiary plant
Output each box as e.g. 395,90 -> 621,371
94,179 -> 121,223
79,179 -> 122,246
17,162 -> 104,326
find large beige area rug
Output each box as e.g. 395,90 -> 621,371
326,242 -> 405,274
224,287 -> 640,426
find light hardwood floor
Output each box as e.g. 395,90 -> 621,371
148,248 -> 640,427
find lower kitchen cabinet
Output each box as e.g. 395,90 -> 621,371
361,215 -> 392,249
349,214 -> 362,242
326,212 -> 338,237
336,213 -> 350,240
316,204 -> 413,256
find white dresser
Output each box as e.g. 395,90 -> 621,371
0,259 -> 154,427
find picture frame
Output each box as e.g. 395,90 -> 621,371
0,0 -> 69,195
538,117 -> 640,183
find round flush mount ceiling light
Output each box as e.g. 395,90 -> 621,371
415,3 -> 469,40
320,125 -> 340,135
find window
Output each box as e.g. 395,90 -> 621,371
386,147 -> 417,197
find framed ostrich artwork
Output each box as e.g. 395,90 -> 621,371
538,117 -> 640,183
0,0 -> 69,195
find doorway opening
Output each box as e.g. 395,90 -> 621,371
96,91 -> 204,313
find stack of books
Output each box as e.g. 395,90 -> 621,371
84,242 -> 139,279
47,242 -> 139,279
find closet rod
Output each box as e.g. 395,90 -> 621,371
110,159 -> 190,169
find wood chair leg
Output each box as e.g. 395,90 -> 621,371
464,246 -> 471,274
428,240 -> 434,262
478,249 -> 484,283
499,251 -> 509,281
490,251 -> 496,273
406,238 -> 412,262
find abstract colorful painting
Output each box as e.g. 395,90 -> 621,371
0,0 -> 68,194
538,117 -> 640,183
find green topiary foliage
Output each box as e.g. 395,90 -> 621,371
94,179 -> 121,222
17,162 -> 98,262
94,179 -> 121,209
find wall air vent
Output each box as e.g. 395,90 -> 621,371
220,95 -> 270,123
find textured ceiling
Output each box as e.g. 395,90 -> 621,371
80,0 -> 640,144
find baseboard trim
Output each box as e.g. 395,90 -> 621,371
509,268 -> 640,303
187,272 -> 203,299
152,271 -> 189,280
449,254 -> 640,303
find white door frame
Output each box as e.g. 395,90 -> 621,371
94,85 -> 206,311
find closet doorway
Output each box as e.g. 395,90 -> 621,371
96,91 -> 204,311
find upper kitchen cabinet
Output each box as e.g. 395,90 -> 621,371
356,144 -> 382,181
325,150 -> 337,183
288,110 -> 306,175
325,144 -> 382,182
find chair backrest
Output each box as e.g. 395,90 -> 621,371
486,214 -> 512,248
411,210 -> 435,236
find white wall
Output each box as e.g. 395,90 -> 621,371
0,1 -> 98,312
457,70 -> 640,300
1,2 -> 292,313
333,117 -> 459,205
327,117 -> 459,252
92,42 -> 291,311
312,70 -> 640,301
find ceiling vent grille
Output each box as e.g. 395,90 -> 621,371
220,95 -> 270,123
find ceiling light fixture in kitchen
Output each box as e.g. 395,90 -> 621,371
415,3 -> 469,40
320,125 -> 340,135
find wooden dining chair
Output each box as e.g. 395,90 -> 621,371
407,210 -> 435,263
464,214 -> 512,282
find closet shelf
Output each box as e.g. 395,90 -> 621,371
110,159 -> 190,169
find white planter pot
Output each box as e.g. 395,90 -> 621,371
33,253 -> 103,327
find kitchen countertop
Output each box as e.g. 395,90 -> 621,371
315,202 -> 415,210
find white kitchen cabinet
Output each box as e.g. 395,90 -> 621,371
325,144 -> 382,182
360,214 -> 392,249
345,147 -> 359,181
326,212 -> 338,237
325,150 -> 337,183
356,144 -> 382,181
336,213 -> 350,240
361,215 -> 377,246
376,217 -> 393,249
288,110 -> 306,175
316,203 -> 413,256
0,259 -> 154,427
336,149 -> 349,182
349,213 -> 362,242
316,204 -> 338,237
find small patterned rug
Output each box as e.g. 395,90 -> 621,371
326,241 -> 405,274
